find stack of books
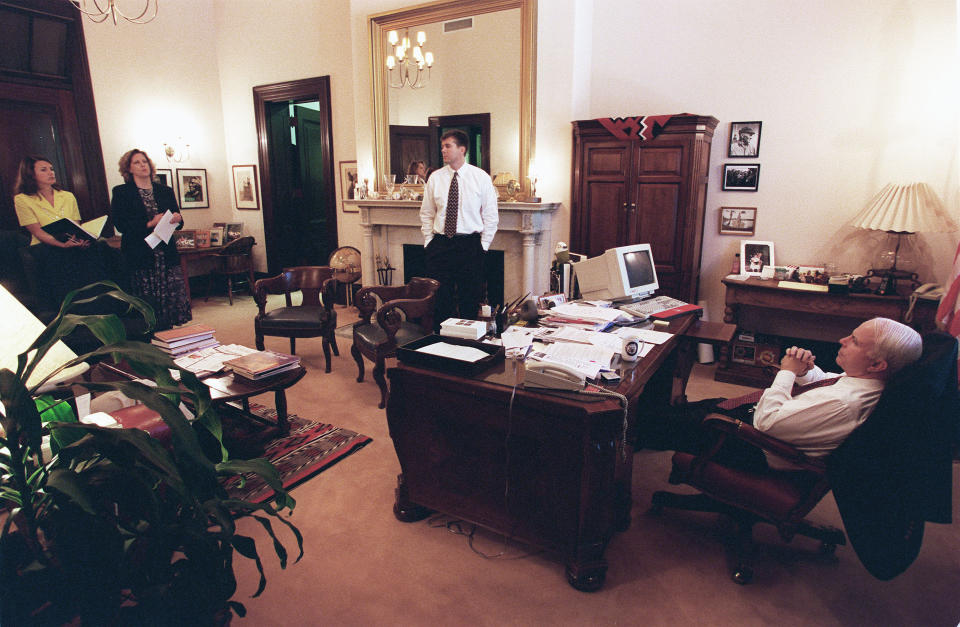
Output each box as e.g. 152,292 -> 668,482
152,324 -> 219,357
439,318 -> 487,340
222,350 -> 301,381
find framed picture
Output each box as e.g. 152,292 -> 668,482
173,229 -> 196,250
728,121 -> 762,157
232,164 -> 259,210
155,168 -> 173,188
740,240 -> 775,276
176,169 -> 209,209
339,160 -> 358,212
719,207 -> 757,235
194,229 -> 210,248
209,226 -> 224,247
218,222 -> 243,243
722,164 -> 760,191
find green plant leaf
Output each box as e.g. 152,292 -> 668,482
231,534 -> 267,597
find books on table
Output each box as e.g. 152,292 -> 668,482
439,318 -> 487,340
152,324 -> 219,357
222,350 -> 301,380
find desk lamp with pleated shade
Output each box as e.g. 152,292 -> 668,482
849,183 -> 958,295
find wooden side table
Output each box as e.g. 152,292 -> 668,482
716,278 -> 938,387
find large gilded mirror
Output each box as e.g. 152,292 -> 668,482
369,0 -> 536,193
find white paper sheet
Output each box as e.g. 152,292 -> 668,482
146,210 -> 178,249
416,342 -> 490,362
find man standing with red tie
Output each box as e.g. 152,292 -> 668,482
420,129 -> 499,328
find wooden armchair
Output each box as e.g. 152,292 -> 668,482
651,414 -> 844,584
351,277 -> 439,408
254,265 -> 338,373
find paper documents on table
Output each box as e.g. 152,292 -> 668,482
528,340 -> 614,380
416,341 -> 491,363
611,327 -> 673,345
171,343 -> 258,379
498,327 -> 535,358
537,326 -> 623,353
145,210 -> 179,249
550,303 -> 631,323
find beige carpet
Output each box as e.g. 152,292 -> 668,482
191,293 -> 960,625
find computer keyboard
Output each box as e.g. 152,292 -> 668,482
618,295 -> 689,319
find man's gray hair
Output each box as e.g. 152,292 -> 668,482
869,317 -> 923,376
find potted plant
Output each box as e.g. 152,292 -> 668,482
0,282 -> 302,625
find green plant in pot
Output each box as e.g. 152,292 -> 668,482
0,282 -> 302,625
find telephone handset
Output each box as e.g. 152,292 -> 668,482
914,283 -> 945,299
524,362 -> 586,390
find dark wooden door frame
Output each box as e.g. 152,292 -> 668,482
253,76 -> 336,275
428,112 -> 491,173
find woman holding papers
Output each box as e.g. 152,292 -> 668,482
13,155 -> 105,308
110,149 -> 191,330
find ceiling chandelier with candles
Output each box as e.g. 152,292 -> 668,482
385,29 -> 434,89
66,0 -> 158,25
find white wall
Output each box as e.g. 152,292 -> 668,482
83,0 -> 959,319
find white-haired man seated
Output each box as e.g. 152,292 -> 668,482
641,317 -> 924,471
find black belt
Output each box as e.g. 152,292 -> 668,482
438,232 -> 480,239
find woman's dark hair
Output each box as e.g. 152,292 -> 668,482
118,149 -> 157,183
14,155 -> 60,196
407,160 -> 426,175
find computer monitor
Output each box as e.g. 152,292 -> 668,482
571,243 -> 659,301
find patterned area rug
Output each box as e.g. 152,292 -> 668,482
222,403 -> 372,503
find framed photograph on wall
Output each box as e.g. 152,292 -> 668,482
722,164 -> 760,191
740,240 -> 775,276
232,164 -> 259,210
728,121 -> 761,157
155,168 -> 173,188
339,160 -> 358,212
719,207 -> 757,235
176,169 -> 209,209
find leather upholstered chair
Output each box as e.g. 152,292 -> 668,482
253,265 -> 338,373
206,236 -> 256,305
351,277 -> 439,409
650,331 -> 959,584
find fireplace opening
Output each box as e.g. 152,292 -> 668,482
403,244 -> 504,307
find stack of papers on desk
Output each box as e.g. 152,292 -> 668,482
541,303 -> 631,331
440,318 -> 487,340
172,343 -> 257,378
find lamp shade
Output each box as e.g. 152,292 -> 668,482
849,183 -> 958,233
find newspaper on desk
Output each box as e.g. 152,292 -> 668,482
171,343 -> 259,379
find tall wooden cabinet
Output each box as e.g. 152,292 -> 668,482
570,115 -> 718,303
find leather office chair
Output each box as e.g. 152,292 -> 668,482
351,277 -> 439,409
206,236 -> 256,305
253,265 -> 338,373
651,331 -> 959,584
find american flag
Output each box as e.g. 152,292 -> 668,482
936,240 -> 960,336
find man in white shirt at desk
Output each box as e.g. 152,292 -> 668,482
420,129 -> 498,329
640,317 -> 922,470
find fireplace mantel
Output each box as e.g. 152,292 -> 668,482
343,199 -> 560,297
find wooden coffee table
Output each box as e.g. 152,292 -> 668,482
94,361 -> 306,434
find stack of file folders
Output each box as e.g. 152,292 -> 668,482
439,318 -> 487,340
222,350 -> 301,380
151,324 -> 219,357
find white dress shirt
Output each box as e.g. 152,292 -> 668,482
752,365 -> 885,469
420,163 -> 499,250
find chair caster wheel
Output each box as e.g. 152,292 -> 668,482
731,567 -> 753,585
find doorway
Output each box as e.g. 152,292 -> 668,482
254,77 -> 336,275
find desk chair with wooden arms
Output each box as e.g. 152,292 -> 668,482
253,265 -> 338,373
206,236 -> 256,305
651,331 -> 959,584
351,277 -> 439,409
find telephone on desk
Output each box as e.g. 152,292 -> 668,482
905,283 -> 944,323
524,361 -> 586,390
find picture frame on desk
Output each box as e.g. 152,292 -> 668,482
176,168 -> 209,209
722,164 -> 760,191
740,240 -> 774,276
155,168 -> 173,189
173,229 -> 196,250
213,222 -> 243,243
339,160 -> 358,212
719,207 -> 756,235
209,226 -> 224,247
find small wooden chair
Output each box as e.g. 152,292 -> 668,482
206,236 -> 256,305
253,266 -> 338,372
351,277 -> 439,408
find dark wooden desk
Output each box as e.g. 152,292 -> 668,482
718,277 -> 938,386
385,314 -> 695,591
177,245 -> 225,304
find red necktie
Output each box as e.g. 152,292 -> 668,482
717,375 -> 841,411
443,172 -> 459,237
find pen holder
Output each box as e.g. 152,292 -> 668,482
495,311 -> 508,338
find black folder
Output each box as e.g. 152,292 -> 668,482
41,217 -> 100,243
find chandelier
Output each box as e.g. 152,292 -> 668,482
66,0 -> 158,25
385,29 -> 434,89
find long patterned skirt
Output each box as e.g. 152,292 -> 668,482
129,249 -> 192,331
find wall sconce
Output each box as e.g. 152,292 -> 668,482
162,138 -> 190,163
